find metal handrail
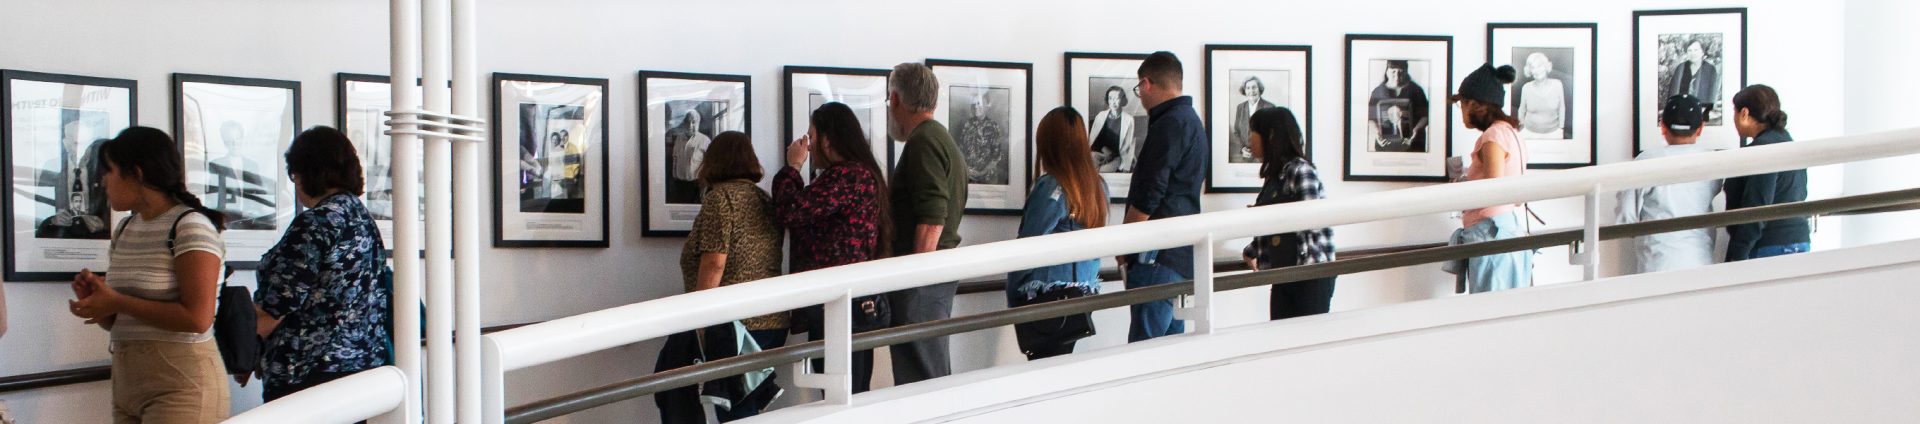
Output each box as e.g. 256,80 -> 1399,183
503,186 -> 1920,423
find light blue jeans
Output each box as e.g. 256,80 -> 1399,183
1462,212 -> 1533,293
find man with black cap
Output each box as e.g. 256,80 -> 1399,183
1615,94 -> 1722,274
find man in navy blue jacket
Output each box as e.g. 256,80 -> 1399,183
1119,51 -> 1209,342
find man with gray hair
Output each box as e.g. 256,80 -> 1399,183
885,62 -> 968,387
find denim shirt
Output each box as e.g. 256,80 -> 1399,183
1125,96 -> 1208,277
1006,175 -> 1105,306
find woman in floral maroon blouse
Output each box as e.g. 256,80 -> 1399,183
773,102 -> 893,393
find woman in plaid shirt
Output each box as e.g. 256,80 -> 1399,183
1240,107 -> 1336,320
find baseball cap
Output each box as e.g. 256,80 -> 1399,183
1662,94 -> 1711,133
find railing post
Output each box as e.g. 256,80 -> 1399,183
1174,235 -> 1215,334
792,292 -> 854,405
1582,185 -> 1603,281
480,337 -> 505,424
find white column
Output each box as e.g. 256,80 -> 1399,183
451,0 -> 484,422
384,0 -> 423,422
421,0 -> 455,421
1176,235 -> 1215,334
1842,0 -> 1920,248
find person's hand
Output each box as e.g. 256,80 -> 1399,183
786,135 -> 811,169
71,269 -> 97,299
234,371 -> 253,387
1115,254 -> 1131,270
67,276 -> 119,323
1244,257 -> 1259,272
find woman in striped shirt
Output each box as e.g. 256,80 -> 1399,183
67,126 -> 230,423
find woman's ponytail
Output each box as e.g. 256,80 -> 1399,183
170,185 -> 225,232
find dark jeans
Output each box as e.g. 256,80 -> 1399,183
1021,341 -> 1076,361
263,370 -> 364,417
886,282 -> 956,386
714,329 -> 789,422
1270,276 -> 1336,320
1125,261 -> 1186,342
1752,243 -> 1811,259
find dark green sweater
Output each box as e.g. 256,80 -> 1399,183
890,120 -> 967,255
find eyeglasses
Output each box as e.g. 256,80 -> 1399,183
1132,82 -> 1143,98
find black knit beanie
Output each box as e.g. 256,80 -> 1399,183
1453,63 -> 1518,108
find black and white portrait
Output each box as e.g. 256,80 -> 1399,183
518,103 -> 588,213
198,114 -> 285,231
663,100 -> 727,205
1367,59 -> 1431,153
32,109 -> 112,240
948,85 -> 1012,185
1657,33 -> 1725,125
1086,77 -> 1145,173
1511,47 -> 1577,140
1227,70 -> 1290,163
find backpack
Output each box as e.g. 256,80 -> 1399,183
117,209 -> 259,375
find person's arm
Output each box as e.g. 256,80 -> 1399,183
694,252 -> 728,292
1016,180 -> 1067,239
913,224 -> 943,254
690,187 -> 739,292
1726,174 -> 1781,261
900,142 -> 953,255
1477,141 -> 1509,179
772,167 -> 866,229
0,279 -> 8,339
256,214 -> 328,326
70,251 -> 220,334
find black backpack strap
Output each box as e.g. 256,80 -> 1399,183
167,208 -> 230,288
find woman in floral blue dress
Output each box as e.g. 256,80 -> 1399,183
253,126 -> 392,401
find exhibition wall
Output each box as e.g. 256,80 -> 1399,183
0,0 -> 1870,422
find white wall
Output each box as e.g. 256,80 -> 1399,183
1841,0 -> 1920,248
768,238 -> 1920,423
0,0 -> 1856,422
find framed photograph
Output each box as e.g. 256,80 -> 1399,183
640,71 -> 749,237
173,73 -> 300,269
928,59 -> 1031,215
491,73 -> 610,247
1343,34 -> 1453,182
783,66 -> 890,175
336,73 -> 425,247
1204,45 -> 1312,192
1634,8 -> 1747,154
2,70 -> 134,281
1064,52 -> 1147,201
1489,23 -> 1598,169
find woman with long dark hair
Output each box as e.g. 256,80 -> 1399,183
1451,64 -> 1532,293
1006,107 -> 1108,360
772,102 -> 892,393
1725,84 -> 1809,261
1240,107 -> 1337,320
66,126 -> 230,422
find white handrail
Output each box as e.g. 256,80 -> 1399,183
485,127 -> 1920,373
225,367 -> 407,424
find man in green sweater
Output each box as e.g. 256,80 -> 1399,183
884,62 -> 968,386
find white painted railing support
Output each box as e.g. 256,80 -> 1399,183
1582,185 -> 1604,281
481,337 -> 506,424
1174,235 -> 1216,334
383,0 -> 423,423
451,0 -> 483,421
793,293 -> 855,405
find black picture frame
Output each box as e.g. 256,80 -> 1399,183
171,73 -> 302,270
1,70 -> 137,282
1343,34 -> 1454,183
1203,44 -> 1314,193
781,66 -> 892,168
1632,7 -> 1749,155
490,72 -> 612,247
1064,52 -> 1149,202
926,58 -> 1033,216
637,70 -> 751,237
1487,22 -> 1601,169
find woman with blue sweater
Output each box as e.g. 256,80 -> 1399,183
1007,107 -> 1108,360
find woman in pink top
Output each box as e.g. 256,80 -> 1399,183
1451,64 -> 1532,293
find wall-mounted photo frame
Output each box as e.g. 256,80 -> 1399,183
1489,23 -> 1599,169
1064,52 -> 1147,201
173,73 -> 300,269
491,73 -> 610,247
928,59 -> 1032,215
1344,34 -> 1453,182
1205,45 -> 1313,192
336,73 -> 426,248
640,71 -> 749,237
1634,8 -> 1747,155
2,70 -> 134,281
783,66 -> 890,175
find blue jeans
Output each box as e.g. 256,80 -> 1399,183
1125,260 -> 1186,342
1462,212 -> 1532,293
1752,242 -> 1811,259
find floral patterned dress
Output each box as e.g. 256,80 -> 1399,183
255,193 -> 391,391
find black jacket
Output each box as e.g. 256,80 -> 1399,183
1724,128 -> 1810,261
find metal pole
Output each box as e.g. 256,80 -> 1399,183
385,0 -> 423,422
1584,185 -> 1603,281
421,0 -> 454,421
451,0 -> 483,421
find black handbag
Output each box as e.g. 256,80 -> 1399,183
1012,262 -> 1096,355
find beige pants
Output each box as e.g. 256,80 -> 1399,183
111,340 -> 229,424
